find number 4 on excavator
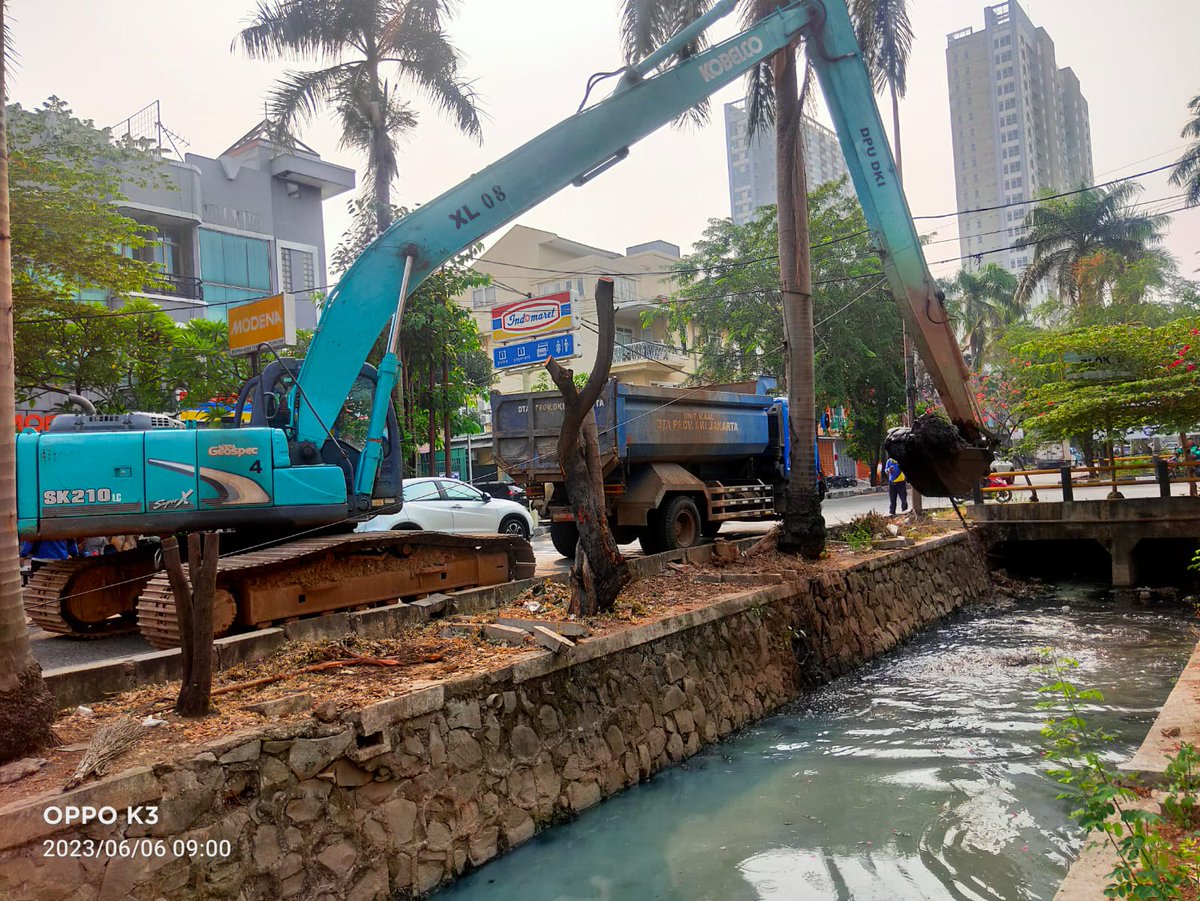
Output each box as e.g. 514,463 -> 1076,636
16,0 -> 991,642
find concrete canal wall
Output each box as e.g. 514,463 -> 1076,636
0,532 -> 990,901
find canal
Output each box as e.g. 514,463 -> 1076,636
435,584 -> 1194,900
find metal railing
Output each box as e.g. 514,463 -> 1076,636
141,273 -> 204,301
612,341 -> 682,365
978,455 -> 1200,502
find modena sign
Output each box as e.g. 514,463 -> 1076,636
491,292 -> 572,342
228,293 -> 297,356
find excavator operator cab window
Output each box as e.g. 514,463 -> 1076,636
332,378 -> 376,453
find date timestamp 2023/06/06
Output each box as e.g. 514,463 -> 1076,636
42,837 -> 233,860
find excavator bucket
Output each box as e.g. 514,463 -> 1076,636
884,414 -> 995,498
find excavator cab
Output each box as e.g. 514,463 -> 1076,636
234,358 -> 402,511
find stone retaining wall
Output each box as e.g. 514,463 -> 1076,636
0,533 -> 990,901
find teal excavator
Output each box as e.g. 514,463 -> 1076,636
16,0 -> 991,643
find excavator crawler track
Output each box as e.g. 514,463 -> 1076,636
24,548 -> 158,638
136,531 -> 536,649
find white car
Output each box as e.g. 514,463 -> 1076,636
356,477 -> 534,540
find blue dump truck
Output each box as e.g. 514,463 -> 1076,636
492,378 -> 816,558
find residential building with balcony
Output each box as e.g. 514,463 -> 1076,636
104,118 -> 354,328
454,226 -> 698,406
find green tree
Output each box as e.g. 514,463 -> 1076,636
15,300 -> 251,414
1015,183 -> 1168,311
1169,92 -> 1200,208
1011,317 -> 1200,442
8,99 -> 164,310
8,99 -> 182,409
941,263 -> 1020,371
168,319 -> 254,417
621,0 -> 825,556
236,0 -> 482,235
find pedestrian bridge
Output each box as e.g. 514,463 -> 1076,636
971,497 -> 1200,587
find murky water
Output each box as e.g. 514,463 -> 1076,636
436,585 -> 1196,901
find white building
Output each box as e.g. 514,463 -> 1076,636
946,1 -> 1093,275
454,226 -> 699,406
724,100 -> 849,226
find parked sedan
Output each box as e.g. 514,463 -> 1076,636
356,477 -> 533,540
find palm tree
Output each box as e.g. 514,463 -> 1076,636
619,0 -> 825,557
850,0 -> 912,176
0,1 -> 57,761
1015,182 -> 1167,310
236,0 -> 482,235
1169,93 -> 1200,207
942,264 -> 1019,371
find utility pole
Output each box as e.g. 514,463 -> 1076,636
892,101 -> 922,514
0,1 -> 57,760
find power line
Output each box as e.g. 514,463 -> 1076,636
912,154 -> 1198,221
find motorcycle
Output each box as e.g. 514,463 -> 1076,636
987,474 -> 1013,504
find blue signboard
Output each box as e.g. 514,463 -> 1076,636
493,333 -> 574,370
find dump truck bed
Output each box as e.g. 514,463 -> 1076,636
491,380 -> 780,483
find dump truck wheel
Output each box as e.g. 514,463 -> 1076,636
649,495 -> 702,552
549,521 -> 579,558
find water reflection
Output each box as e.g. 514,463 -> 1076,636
435,586 -> 1194,901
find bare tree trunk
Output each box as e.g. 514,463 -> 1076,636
164,534 -> 219,717
773,48 -> 826,559
546,278 -> 631,615
0,10 -> 57,760
442,352 -> 452,477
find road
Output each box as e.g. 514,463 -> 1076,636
28,479 -> 1173,673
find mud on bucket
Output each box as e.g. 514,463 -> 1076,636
884,412 -> 994,498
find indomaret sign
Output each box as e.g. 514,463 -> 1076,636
491,291 -> 572,342
228,293 -> 297,356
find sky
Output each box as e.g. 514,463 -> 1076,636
7,0 -> 1199,286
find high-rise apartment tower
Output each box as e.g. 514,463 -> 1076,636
946,1 -> 1093,275
724,100 -> 849,226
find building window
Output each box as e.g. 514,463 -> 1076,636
472,286 -> 497,309
613,277 -> 637,304
279,244 -> 316,293
199,229 -> 271,310
536,278 -> 585,299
